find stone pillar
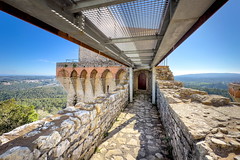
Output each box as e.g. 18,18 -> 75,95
129,67 -> 133,102
152,67 -> 156,104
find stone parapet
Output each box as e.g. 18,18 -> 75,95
156,80 -> 240,160
0,84 -> 129,160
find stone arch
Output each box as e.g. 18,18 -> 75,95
80,69 -> 87,78
80,70 -> 87,94
90,69 -> 98,95
115,69 -> 126,85
70,70 -> 78,89
58,69 -> 69,77
134,70 -> 151,92
70,70 -> 78,105
90,69 -> 98,78
70,70 -> 78,77
101,69 -> 113,93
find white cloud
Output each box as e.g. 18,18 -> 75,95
37,59 -> 56,64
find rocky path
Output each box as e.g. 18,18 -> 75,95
90,94 -> 172,160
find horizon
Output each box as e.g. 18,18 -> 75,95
1,72 -> 240,77
0,1 -> 240,75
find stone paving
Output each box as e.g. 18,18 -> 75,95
90,94 -> 172,160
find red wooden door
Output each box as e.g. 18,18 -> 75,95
138,73 -> 146,90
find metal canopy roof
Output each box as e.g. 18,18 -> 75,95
0,0 -> 228,68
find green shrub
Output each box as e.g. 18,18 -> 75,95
0,99 -> 38,135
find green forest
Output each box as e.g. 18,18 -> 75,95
174,73 -> 240,100
183,82 -> 230,99
0,76 -> 67,121
1,74 -> 238,134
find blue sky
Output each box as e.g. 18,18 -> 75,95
167,0 -> 240,75
0,0 -> 239,76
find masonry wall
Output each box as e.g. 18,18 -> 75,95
56,65 -> 127,105
0,84 -> 129,160
156,80 -> 240,160
156,83 -> 197,159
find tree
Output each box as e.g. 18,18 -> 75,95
0,99 -> 38,135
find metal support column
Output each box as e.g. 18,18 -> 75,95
129,67 -> 133,102
152,67 -> 156,104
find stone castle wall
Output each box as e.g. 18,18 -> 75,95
0,84 -> 129,160
56,66 -> 128,105
156,80 -> 240,160
155,66 -> 174,80
76,47 -> 121,67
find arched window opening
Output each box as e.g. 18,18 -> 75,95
101,69 -> 113,93
116,69 -> 126,85
80,70 -> 87,93
90,69 -> 98,95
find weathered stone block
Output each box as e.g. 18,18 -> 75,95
33,131 -> 62,150
69,117 -> 81,129
60,119 -> 75,138
0,146 -> 33,160
74,110 -> 90,125
53,139 -> 70,157
83,136 -> 93,151
71,143 -> 83,160
180,88 -> 207,99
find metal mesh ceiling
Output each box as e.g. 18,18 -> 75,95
80,0 -> 169,66
82,0 -> 169,39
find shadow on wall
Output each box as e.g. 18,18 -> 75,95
57,67 -> 127,105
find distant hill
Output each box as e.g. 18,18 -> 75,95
175,73 -> 240,83
0,75 -> 55,82
174,73 -> 240,99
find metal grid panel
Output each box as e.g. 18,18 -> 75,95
115,40 -> 157,51
81,0 -> 169,66
82,0 -> 169,38
134,40 -> 157,50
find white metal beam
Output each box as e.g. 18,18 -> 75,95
130,56 -> 153,60
123,49 -> 155,55
66,0 -> 136,13
106,35 -> 163,44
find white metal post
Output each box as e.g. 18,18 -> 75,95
152,67 -> 156,104
129,67 -> 133,102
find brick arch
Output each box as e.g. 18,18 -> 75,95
80,69 -> 87,78
101,69 -> 112,79
90,69 -> 98,78
115,69 -> 125,79
57,69 -> 69,77
70,70 -> 78,77
115,69 -> 126,85
101,69 -> 114,93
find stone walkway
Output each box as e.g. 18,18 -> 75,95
90,94 -> 172,160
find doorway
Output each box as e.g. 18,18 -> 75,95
138,73 -> 146,90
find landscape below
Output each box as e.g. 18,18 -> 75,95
0,67 -> 239,160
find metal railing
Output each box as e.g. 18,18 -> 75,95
66,59 -> 79,62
